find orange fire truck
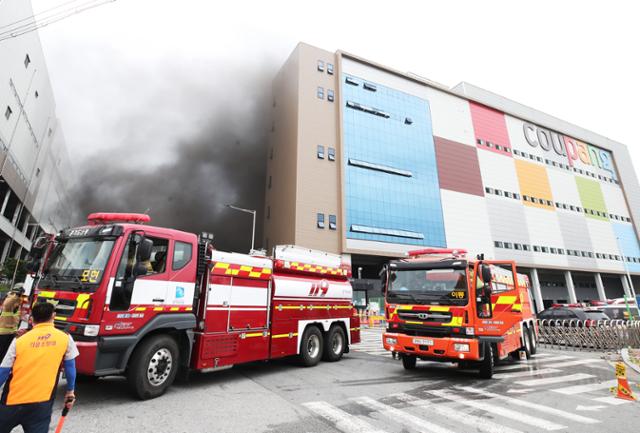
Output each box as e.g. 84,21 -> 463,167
24,213 -> 360,399
381,248 -> 537,378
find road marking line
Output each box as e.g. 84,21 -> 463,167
543,359 -> 603,368
427,389 -> 566,431
551,380 -> 618,395
302,401 -> 388,433
392,393 -> 524,433
592,396 -> 633,405
529,355 -> 574,363
516,373 -> 596,387
458,386 -> 599,424
532,353 -> 552,357
351,396 -> 454,433
493,368 -> 562,379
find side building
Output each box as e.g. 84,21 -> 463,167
0,0 -> 74,264
264,42 -> 640,312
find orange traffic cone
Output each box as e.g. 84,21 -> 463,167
614,362 -> 637,401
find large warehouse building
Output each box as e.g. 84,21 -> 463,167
0,0 -> 74,263
264,42 -> 640,312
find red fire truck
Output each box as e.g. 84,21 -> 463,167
381,248 -> 537,378
25,213 -> 360,399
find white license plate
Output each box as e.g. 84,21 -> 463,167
413,338 -> 433,346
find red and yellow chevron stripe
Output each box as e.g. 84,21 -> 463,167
211,262 -> 272,279
283,261 -> 349,276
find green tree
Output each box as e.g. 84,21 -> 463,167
1,257 -> 28,287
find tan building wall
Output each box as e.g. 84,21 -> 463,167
265,43 -> 342,254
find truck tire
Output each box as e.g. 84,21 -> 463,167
401,354 -> 417,370
299,326 -> 323,367
127,335 -> 179,400
522,326 -> 532,360
479,343 -> 495,379
322,325 -> 346,362
528,327 -> 538,355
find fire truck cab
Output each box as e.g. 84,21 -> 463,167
25,213 -> 360,399
381,248 -> 537,378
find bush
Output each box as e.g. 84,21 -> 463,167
0,258 -> 27,286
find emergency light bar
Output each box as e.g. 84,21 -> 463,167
87,212 -> 151,225
407,248 -> 468,257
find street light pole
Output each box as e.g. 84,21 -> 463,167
225,204 -> 256,253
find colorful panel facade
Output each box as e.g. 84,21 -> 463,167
469,102 -> 512,156
575,177 -> 608,221
434,136 -> 484,196
514,159 -> 554,210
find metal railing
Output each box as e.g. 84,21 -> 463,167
537,319 -> 640,351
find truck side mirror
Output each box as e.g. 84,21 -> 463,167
137,238 -> 153,262
481,265 -> 492,284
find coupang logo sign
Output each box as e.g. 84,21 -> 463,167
522,122 -> 617,180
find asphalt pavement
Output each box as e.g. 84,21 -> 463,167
12,327 -> 640,432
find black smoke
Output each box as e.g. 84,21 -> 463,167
70,66 -> 274,253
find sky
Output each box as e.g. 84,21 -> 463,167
22,0 -> 640,247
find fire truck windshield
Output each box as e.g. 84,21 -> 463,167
42,237 -> 115,290
388,268 -> 468,305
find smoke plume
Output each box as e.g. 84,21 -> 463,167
70,64 -> 274,253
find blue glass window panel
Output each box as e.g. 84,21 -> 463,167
342,74 -> 446,247
613,223 -> 640,273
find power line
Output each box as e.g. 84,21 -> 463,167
0,0 -> 116,43
0,0 -> 82,31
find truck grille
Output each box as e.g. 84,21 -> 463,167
398,310 -> 452,323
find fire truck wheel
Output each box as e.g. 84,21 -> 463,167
401,354 -> 417,370
127,335 -> 179,400
322,325 -> 346,362
478,343 -> 495,379
299,326 -> 323,367
522,327 -> 532,360
528,327 -> 537,355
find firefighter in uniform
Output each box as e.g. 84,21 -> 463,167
0,288 -> 23,361
0,302 -> 78,433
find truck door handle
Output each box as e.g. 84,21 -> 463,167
152,298 -> 165,303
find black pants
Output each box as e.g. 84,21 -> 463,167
0,400 -> 54,433
0,334 -> 14,363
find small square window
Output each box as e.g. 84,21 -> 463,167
531,197 -> 538,204
316,213 -> 325,229
545,159 -> 551,164
504,191 -> 512,198
494,241 -> 504,248
495,144 -> 502,151
529,154 -> 535,160
569,205 -> 575,211
541,246 -> 548,253
317,86 -> 324,99
317,145 -> 325,159
485,141 -> 493,148
327,89 -> 334,102
522,244 -> 531,251
485,187 -> 494,194
328,147 -> 335,161
24,54 -> 31,68
405,117 -> 413,125
555,202 -> 561,208
581,251 -> 588,257
504,242 -> 513,249
317,60 -> 324,72
514,243 -> 522,250
327,63 -> 334,75
476,138 -> 484,145
514,149 -> 520,156
329,214 -> 337,230
496,189 -> 503,196
523,195 -> 530,202
587,252 -> 593,258
504,147 -> 511,153
4,106 -> 12,120
558,248 -> 565,255
514,193 -> 521,200
533,245 -> 541,252
550,247 -> 557,254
